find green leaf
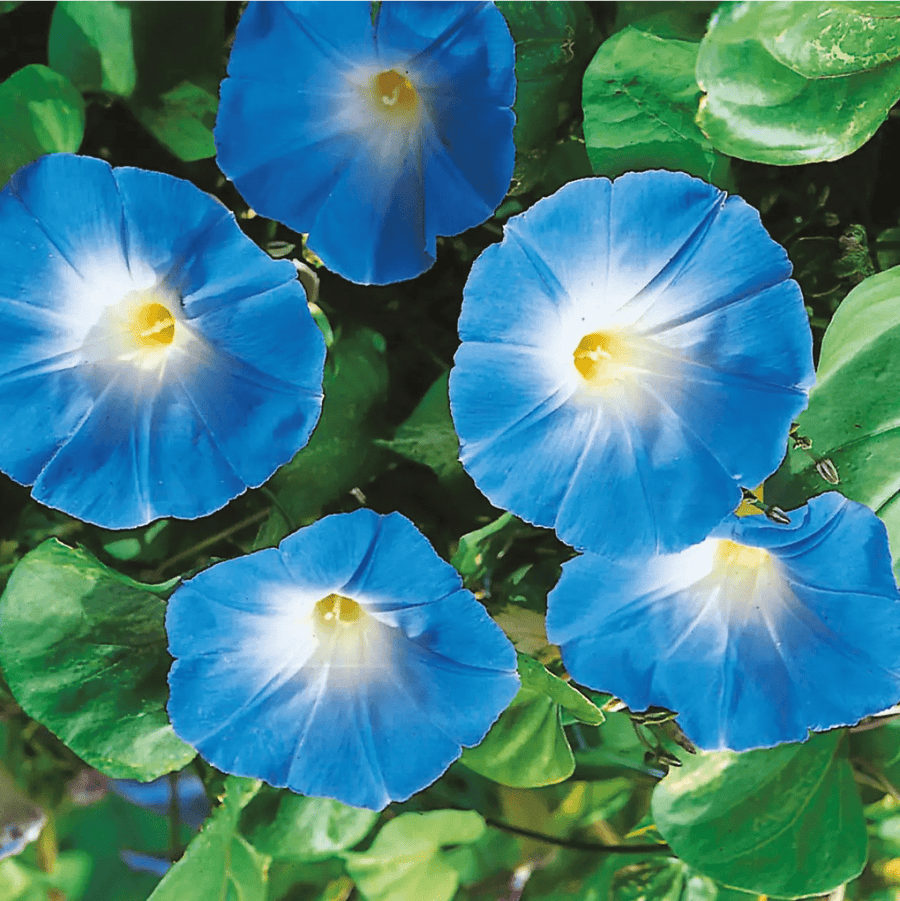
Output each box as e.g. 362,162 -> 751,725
380,371 -> 462,481
0,65 -> 85,187
48,1 -> 224,160
149,777 -> 267,901
0,539 -> 194,780
131,80 -> 218,162
574,709 -> 670,782
498,1 -> 600,150
100,519 -> 171,564
758,2 -> 900,78
696,1 -> 900,164
256,326 -> 390,548
582,24 -> 730,185
343,810 -> 484,901
610,859 -> 718,901
612,3 -> 719,39
125,2 -> 224,160
451,512 -> 518,583
518,653 -> 604,727
48,1 -> 137,95
766,266 -> 900,576
252,795 -> 379,862
651,731 -> 867,896
875,225 -> 900,271
58,790 -> 192,901
497,1 -> 601,197
442,829 -> 519,889
460,685 -> 574,787
460,654 -> 601,788
0,854 -> 92,901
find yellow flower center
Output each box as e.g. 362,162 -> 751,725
708,538 -> 784,618
714,539 -> 770,571
372,69 -> 418,117
131,301 -> 175,349
314,593 -> 364,627
573,331 -> 631,385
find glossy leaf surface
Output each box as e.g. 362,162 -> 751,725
0,540 -> 193,780
652,731 -> 867,896
696,1 -> 900,164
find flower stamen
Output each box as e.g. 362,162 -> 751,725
132,301 -> 176,348
314,593 -> 363,626
715,539 -> 770,571
371,69 -> 418,117
573,331 -> 631,385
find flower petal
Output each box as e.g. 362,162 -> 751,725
215,0 -> 515,285
166,510 -> 519,809
3,154 -> 130,283
451,172 -> 815,555
0,366 -> 92,485
31,367 -> 246,528
306,127 -> 433,284
0,154 -> 325,528
547,493 -> 900,750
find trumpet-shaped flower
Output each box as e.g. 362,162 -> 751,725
0,154 -> 325,529
546,492 -> 900,751
215,1 -> 516,285
166,509 -> 520,810
449,171 -> 815,557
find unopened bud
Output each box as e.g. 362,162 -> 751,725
765,506 -> 791,525
816,458 -> 840,485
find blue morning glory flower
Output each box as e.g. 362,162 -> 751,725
547,492 -> 900,751
215,1 -> 516,285
166,509 -> 520,810
449,171 -> 816,557
0,153 -> 325,529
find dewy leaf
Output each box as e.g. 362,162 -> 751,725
0,65 -> 85,187
767,266 -> 900,577
460,654 -> 601,788
651,731 -> 867,897
252,795 -> 379,862
344,810 -> 484,901
0,539 -> 194,780
696,1 -> 900,164
582,24 -> 730,185
148,777 -> 267,901
48,1 -> 137,96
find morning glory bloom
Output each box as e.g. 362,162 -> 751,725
450,171 -> 815,557
166,509 -> 520,810
215,1 -> 516,285
0,153 -> 325,529
547,492 -> 900,751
